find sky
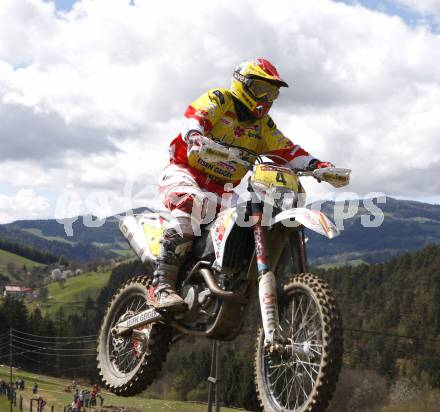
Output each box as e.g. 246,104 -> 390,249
0,0 -> 440,223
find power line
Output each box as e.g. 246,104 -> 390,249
0,330 -> 10,340
18,352 -> 60,366
0,336 -> 10,346
0,343 -> 96,359
11,339 -> 96,349
12,329 -> 97,340
0,346 -> 48,359
10,345 -> 96,357
11,333 -> 96,345
62,364 -> 98,372
18,352 -> 96,369
10,339 -> 95,352
12,344 -> 96,356
0,330 -> 98,361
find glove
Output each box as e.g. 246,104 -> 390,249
187,132 -> 211,158
187,132 -> 230,161
308,159 -> 335,171
187,132 -> 207,150
308,159 -> 334,183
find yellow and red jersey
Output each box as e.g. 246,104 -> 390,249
169,88 -> 315,187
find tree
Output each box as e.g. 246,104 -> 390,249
1,296 -> 28,331
0,273 -> 9,285
58,256 -> 69,266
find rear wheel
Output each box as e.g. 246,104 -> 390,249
97,276 -> 172,396
254,273 -> 343,411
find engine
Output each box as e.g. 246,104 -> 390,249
176,275 -> 225,328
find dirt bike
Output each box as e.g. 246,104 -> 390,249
97,140 -> 350,412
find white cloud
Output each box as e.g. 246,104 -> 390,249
395,0 -> 440,20
0,0 -> 439,222
0,189 -> 50,223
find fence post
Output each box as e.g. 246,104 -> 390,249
51,406 -> 54,412
19,395 -> 23,411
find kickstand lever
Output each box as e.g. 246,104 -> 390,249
207,340 -> 221,412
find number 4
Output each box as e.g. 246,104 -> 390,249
276,172 -> 287,185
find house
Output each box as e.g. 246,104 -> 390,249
3,285 -> 33,298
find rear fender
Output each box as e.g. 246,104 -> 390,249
271,208 -> 339,239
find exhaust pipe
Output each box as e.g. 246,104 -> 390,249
119,215 -> 152,263
197,268 -> 247,304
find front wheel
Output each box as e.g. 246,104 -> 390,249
96,276 -> 173,396
254,273 -> 343,412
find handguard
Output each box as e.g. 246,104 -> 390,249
198,139 -> 250,166
313,167 -> 351,188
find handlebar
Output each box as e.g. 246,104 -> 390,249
295,170 -> 315,177
201,140 -> 310,170
198,139 -> 351,187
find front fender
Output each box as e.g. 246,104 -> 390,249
271,208 -> 339,239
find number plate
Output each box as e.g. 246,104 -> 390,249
251,165 -> 298,190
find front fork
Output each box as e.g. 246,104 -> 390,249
251,202 -> 280,347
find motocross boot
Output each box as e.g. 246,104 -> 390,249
151,228 -> 193,312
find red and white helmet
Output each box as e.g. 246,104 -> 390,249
231,58 -> 288,119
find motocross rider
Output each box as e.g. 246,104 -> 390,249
153,58 -> 333,311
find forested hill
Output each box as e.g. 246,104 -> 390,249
0,238 -> 59,264
307,196 -> 440,264
0,224 -> 118,263
0,207 -> 154,263
90,244 -> 440,409
0,242 -> 438,410
2,198 -> 440,264
322,243 -> 440,386
4,206 -> 154,244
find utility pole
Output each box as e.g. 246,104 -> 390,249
207,340 -> 221,412
9,327 -> 13,412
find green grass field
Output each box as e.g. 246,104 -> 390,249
0,249 -> 43,275
0,365 -> 245,411
47,271 -> 111,302
0,396 -> 20,412
30,271 -> 111,315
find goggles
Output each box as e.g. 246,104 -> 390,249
247,79 -> 280,102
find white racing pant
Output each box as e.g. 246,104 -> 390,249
158,164 -> 236,237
